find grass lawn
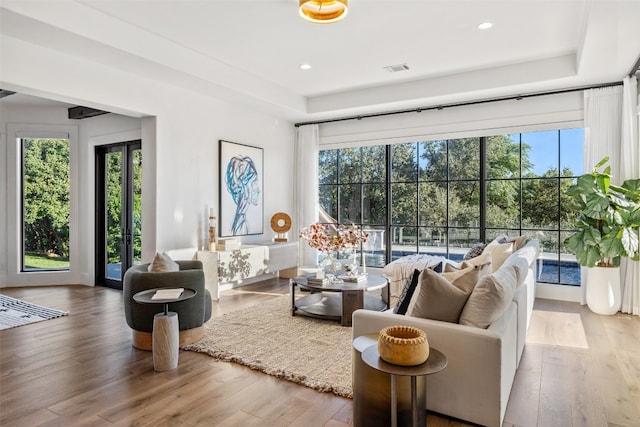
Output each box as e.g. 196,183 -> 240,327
24,253 -> 70,270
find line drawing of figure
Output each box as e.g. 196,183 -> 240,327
225,155 -> 260,235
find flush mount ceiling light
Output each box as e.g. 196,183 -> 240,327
477,22 -> 494,30
299,0 -> 348,24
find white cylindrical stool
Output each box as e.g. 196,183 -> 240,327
153,312 -> 179,371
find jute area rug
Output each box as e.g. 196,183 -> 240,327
0,294 -> 68,330
183,296 -> 353,398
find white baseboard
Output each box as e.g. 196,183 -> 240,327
535,282 -> 583,303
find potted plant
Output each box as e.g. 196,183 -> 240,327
564,156 -> 640,314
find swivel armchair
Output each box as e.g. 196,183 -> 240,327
123,260 -> 212,350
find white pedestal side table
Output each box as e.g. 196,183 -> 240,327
133,288 -> 196,372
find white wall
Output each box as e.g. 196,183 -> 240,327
0,35 -> 295,288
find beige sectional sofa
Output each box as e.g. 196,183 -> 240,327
352,239 -> 539,427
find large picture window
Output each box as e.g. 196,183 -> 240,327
318,128 -> 583,285
21,137 -> 71,271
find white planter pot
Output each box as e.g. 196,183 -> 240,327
586,266 -> 621,315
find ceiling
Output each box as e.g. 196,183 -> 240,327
1,0 -> 639,122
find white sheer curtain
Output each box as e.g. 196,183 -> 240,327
582,85 -> 623,305
294,124 -> 320,267
620,76 -> 640,315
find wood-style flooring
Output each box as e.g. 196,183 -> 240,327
1,279 -> 639,426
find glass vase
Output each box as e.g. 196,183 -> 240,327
321,251 -> 343,283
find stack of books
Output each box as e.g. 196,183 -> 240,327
305,273 -> 329,285
338,273 -> 367,283
152,288 -> 184,300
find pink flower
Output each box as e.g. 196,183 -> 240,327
299,223 -> 368,253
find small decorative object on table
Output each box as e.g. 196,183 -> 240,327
378,325 -> 429,366
342,251 -> 360,276
299,222 -> 368,283
270,212 -> 292,242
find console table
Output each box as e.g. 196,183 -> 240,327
197,242 -> 298,300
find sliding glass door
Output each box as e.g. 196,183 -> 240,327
95,141 -> 142,289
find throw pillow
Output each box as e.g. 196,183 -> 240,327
482,234 -> 509,255
444,252 -> 491,275
407,268 -> 475,323
509,235 -> 528,251
459,262 -> 519,328
489,242 -> 513,271
464,251 -> 492,267
393,269 -> 421,315
441,264 -> 482,294
463,242 -> 487,260
481,238 -> 514,272
431,261 -> 444,273
148,252 -> 179,272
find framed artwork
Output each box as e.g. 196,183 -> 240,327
219,140 -> 264,237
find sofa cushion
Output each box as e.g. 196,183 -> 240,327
459,261 -> 519,328
408,266 -> 480,323
148,252 -> 179,272
393,269 -> 421,315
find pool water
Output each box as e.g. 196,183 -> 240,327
367,251 -> 581,286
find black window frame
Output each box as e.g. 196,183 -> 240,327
318,129 -> 583,286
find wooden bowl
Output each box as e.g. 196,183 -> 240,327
378,325 -> 429,366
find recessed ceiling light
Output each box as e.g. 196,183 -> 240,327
477,22 -> 493,30
300,64 -> 312,70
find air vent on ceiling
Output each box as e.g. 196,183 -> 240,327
68,106 -> 109,120
383,63 -> 410,73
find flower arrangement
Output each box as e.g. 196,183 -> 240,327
299,222 -> 368,253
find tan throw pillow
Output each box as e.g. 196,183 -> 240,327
459,263 -> 518,328
483,241 -> 513,272
508,235 -> 528,251
464,251 -> 492,268
444,252 -> 492,274
481,234 -> 508,255
148,252 -> 179,272
441,264 -> 482,294
408,268 -> 475,323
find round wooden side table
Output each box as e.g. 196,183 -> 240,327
133,288 -> 196,371
362,345 -> 447,427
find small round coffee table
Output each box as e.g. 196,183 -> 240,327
290,273 -> 390,326
133,288 -> 196,371
362,345 -> 447,427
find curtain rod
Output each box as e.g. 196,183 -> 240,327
294,81 -> 623,128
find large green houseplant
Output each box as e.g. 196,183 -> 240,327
564,157 -> 640,267
563,157 -> 640,315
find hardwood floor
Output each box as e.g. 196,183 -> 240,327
1,279 -> 639,426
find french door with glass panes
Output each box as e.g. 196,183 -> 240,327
95,141 -> 142,289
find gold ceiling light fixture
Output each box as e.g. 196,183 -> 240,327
299,0 -> 348,24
